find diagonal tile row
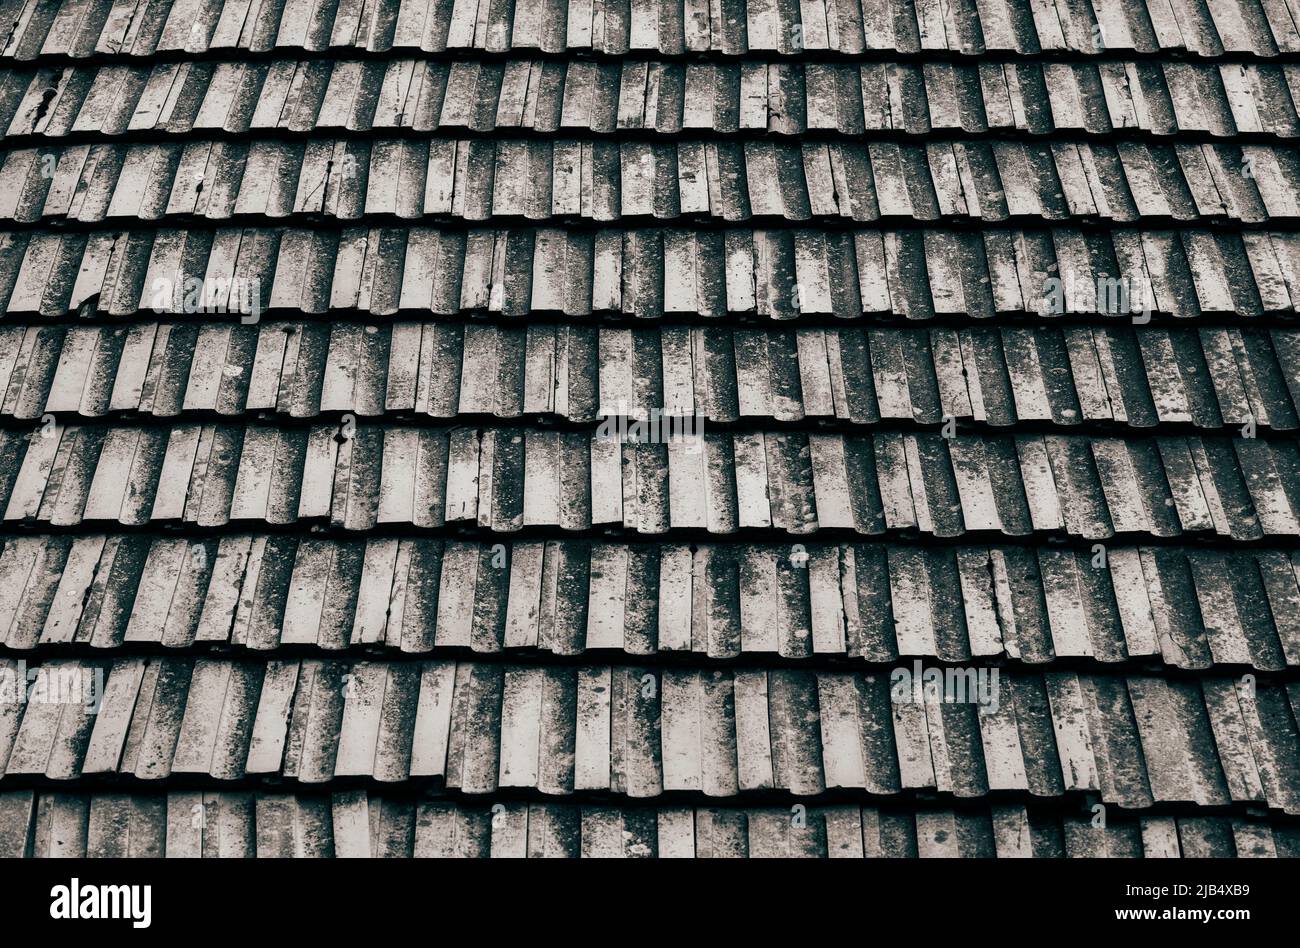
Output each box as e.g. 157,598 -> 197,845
1,657 -> 1297,812
6,225 -> 1300,320
4,137 -> 1299,225
4,319 -> 1299,433
3,0 -> 1297,61
1,790 -> 1295,858
3,423 -> 1299,538
3,534 -> 1300,670
6,58 -> 1300,145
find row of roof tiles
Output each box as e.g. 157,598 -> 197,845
6,59 -> 1300,143
0,791 -> 1293,858
3,0 -> 1297,60
3,534 -> 1298,670
2,656 -> 1297,811
6,226 -> 1299,320
4,423 -> 1298,538
4,320 -> 1299,433
4,138 -> 1299,225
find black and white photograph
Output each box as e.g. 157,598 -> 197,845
0,0 -> 1293,930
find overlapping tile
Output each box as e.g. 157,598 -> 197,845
4,535 -> 1300,669
5,59 -> 1300,143
3,789 -> 1295,858
2,656 -> 1299,815
3,319 -> 1299,432
3,0 -> 1300,61
5,422 -> 1300,539
4,225 -> 1300,320
3,137 -> 1300,225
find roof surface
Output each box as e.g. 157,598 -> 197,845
1,0 -> 1299,857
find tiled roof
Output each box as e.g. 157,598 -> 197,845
4,320 -> 1300,429
5,138 -> 1300,223
4,790 -> 1297,858
6,59 -> 1300,142
4,425 -> 1300,540
1,0 -> 1298,858
5,0 -> 1300,58
6,535 -> 1300,668
4,656 -> 1300,810
6,227 -> 1300,319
